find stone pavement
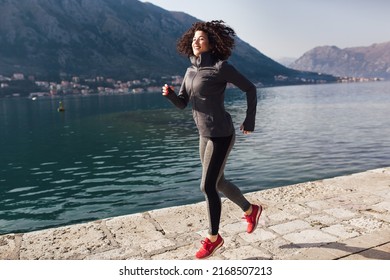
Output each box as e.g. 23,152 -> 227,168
1,167 -> 389,260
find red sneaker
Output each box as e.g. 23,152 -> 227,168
244,204 -> 262,233
195,234 -> 224,259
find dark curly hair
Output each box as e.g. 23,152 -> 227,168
176,20 -> 236,60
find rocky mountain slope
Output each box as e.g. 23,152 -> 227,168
290,41 -> 390,79
0,0 -> 333,85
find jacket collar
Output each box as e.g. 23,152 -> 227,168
190,51 -> 217,67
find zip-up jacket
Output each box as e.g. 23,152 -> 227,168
165,51 -> 257,137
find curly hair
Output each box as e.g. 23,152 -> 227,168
176,20 -> 236,60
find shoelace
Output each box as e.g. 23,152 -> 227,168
200,239 -> 213,251
242,215 -> 254,223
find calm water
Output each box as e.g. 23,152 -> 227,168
1,82 -> 390,234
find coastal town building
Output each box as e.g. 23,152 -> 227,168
0,71 -> 384,98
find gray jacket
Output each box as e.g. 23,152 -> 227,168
165,52 -> 257,137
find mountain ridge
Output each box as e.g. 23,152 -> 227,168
0,0 -> 334,85
290,41 -> 390,79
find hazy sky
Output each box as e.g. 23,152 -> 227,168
143,0 -> 390,60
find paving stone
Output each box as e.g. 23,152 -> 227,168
105,213 -> 164,253
221,222 -> 247,235
363,211 -> 390,223
0,167 -> 389,260
222,245 -> 271,260
239,228 -> 277,243
321,224 -> 360,239
289,247 -> 339,260
305,200 -> 334,210
283,229 -> 338,246
151,244 -> 195,260
0,234 -> 20,260
324,207 -> 356,219
140,238 -> 176,253
149,204 -> 207,235
260,237 -> 301,260
310,241 -> 365,259
340,242 -> 390,260
344,216 -> 384,232
328,192 -> 382,208
269,220 -> 311,235
375,188 -> 390,199
267,210 -> 298,224
222,199 -> 249,221
84,247 -> 140,260
342,229 -> 390,249
280,203 -> 313,217
20,221 -> 112,260
372,201 -> 390,212
305,214 -> 337,227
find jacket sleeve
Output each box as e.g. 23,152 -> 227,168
164,70 -> 189,110
221,62 -> 257,131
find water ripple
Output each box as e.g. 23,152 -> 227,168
1,83 -> 390,234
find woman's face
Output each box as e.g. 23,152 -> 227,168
192,30 -> 210,57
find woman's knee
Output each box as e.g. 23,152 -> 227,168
201,181 -> 219,198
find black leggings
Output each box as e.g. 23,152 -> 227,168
199,133 -> 251,235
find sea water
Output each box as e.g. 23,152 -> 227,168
1,81 -> 389,234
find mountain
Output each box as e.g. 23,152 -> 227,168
275,57 -> 297,67
290,41 -> 390,79
0,0 -> 333,85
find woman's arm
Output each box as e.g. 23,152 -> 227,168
221,62 -> 257,132
162,70 -> 190,110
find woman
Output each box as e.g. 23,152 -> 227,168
162,20 -> 262,259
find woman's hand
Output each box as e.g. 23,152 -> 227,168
162,84 -> 174,96
240,124 -> 252,135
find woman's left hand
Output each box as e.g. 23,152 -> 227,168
240,124 -> 252,135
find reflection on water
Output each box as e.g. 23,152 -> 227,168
1,82 -> 390,234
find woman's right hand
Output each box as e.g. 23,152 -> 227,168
162,84 -> 173,96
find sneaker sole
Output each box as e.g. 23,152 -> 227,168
248,205 -> 262,233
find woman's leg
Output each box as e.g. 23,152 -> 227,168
216,133 -> 251,212
199,135 -> 222,236
199,134 -> 250,235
